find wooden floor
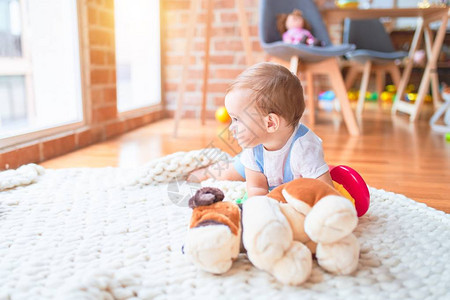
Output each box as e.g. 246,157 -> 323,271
41,103 -> 450,213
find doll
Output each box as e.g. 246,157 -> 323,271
276,9 -> 323,46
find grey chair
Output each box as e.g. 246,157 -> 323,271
343,18 -> 408,116
259,0 -> 360,136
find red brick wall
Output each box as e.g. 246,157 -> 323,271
0,0 -> 164,170
161,0 -> 266,119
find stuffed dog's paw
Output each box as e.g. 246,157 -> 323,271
272,241 -> 312,285
184,223 -> 240,274
242,196 -> 293,271
304,195 -> 357,244
243,196 -> 313,285
316,233 -> 360,275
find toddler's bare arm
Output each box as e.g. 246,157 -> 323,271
245,168 -> 269,197
316,171 -> 334,187
187,161 -> 245,182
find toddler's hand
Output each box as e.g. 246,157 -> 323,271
187,167 -> 210,183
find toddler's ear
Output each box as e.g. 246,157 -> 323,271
265,113 -> 280,133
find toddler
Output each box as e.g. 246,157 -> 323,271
188,62 -> 333,197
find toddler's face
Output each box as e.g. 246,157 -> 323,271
225,89 -> 268,149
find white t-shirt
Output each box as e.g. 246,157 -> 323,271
240,124 -> 329,188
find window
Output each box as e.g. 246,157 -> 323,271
0,0 -> 82,143
115,0 -> 161,112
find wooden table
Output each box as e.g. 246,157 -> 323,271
321,7 -> 450,122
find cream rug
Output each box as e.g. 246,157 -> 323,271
0,160 -> 449,299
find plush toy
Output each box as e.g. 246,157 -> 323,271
184,177 -> 361,285
276,9 -> 323,46
185,187 -> 241,274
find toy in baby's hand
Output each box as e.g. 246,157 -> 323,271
277,9 -> 323,46
184,178 -> 361,285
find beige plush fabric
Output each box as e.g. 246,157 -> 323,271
270,178 -> 340,207
190,201 -> 240,235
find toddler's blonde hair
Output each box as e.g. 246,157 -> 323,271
227,62 -> 305,128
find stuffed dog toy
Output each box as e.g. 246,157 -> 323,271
184,178 -> 361,285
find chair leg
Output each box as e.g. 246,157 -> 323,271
388,65 -> 402,108
306,70 -> 315,125
290,56 -> 315,125
375,69 -> 385,110
345,65 -> 359,90
388,65 -> 401,88
328,59 -> 360,136
290,56 -> 299,74
357,61 -> 372,117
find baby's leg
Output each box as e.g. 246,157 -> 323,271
187,156 -> 245,182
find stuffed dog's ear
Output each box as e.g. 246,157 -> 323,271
189,187 -> 225,208
267,183 -> 287,203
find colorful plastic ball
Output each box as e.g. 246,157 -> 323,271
348,91 -> 357,101
386,85 -> 396,93
365,92 -> 377,101
319,90 -> 336,100
215,106 -> 231,123
406,93 -> 417,102
446,133 -> 450,142
425,95 -> 432,102
380,91 -> 393,102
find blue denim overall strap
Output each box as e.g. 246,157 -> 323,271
253,124 -> 309,190
281,124 -> 310,183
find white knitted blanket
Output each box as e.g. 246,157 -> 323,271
1,151 -> 449,300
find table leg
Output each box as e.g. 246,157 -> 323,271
410,13 -> 448,121
392,17 -> 424,116
424,24 -> 443,109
